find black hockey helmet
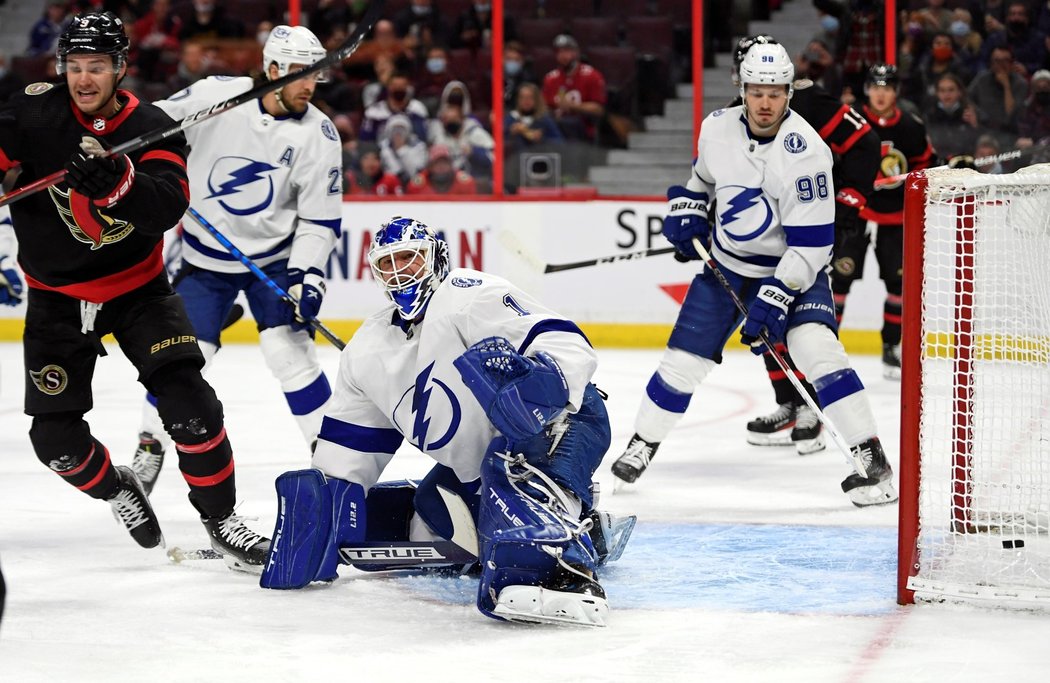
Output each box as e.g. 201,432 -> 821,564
56,11 -> 130,74
732,34 -> 778,86
866,62 -> 899,89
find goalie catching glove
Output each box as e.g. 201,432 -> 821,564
287,267 -> 326,331
741,277 -> 797,354
64,136 -> 135,208
454,336 -> 570,443
662,185 -> 709,261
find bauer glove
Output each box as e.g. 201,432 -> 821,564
65,136 -> 135,207
740,277 -> 797,355
287,267 -> 326,332
662,185 -> 709,261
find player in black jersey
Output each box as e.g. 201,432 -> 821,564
851,63 -> 933,380
729,35 -> 882,454
0,11 -> 268,571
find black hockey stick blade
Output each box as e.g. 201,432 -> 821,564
0,0 -> 386,209
544,246 -> 677,273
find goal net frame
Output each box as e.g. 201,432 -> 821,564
898,165 -> 1050,609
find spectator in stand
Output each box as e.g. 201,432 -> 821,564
452,1 -> 517,50
984,0 -> 1009,35
309,0 -> 357,45
812,10 -> 842,51
166,40 -> 218,93
427,101 -> 494,179
914,31 -> 973,105
359,71 -> 429,142
178,0 -> 245,42
0,50 -> 26,103
542,34 -> 607,144
924,72 -> 982,160
974,133 -> 1005,173
331,112 -> 360,177
378,113 -> 428,186
505,82 -> 563,155
796,39 -> 843,97
131,0 -> 182,83
345,145 -> 403,196
814,0 -> 883,103
393,0 -> 451,63
980,1 -> 1046,75
1017,69 -> 1050,149
416,45 -> 456,115
407,144 -> 477,195
968,45 -> 1028,146
27,1 -> 71,57
916,0 -> 953,34
503,41 -> 536,110
362,53 -> 397,108
949,9 -> 983,75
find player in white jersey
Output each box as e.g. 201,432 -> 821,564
130,26 -> 343,493
259,217 -> 635,627
0,205 -> 21,307
610,43 -> 897,508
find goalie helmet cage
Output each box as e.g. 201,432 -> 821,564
898,165 -> 1050,609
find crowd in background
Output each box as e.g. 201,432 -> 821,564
6,1 -> 1041,192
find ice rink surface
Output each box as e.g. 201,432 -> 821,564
1,341 -> 1049,682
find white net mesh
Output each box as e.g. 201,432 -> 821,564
910,165 -> 1050,607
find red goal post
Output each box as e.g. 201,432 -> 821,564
899,165 -> 1050,609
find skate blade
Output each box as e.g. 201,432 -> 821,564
794,435 -> 826,456
611,477 -> 634,494
848,480 -> 899,507
746,433 -> 794,447
493,586 -> 608,627
221,554 -> 265,575
883,365 -> 901,381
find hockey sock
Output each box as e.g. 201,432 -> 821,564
31,414 -> 119,499
883,292 -> 902,346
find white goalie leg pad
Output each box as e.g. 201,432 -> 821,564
635,348 -> 715,442
786,323 -> 877,445
259,327 -> 331,444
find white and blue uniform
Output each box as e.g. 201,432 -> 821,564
139,76 -> 343,447
312,267 -> 598,490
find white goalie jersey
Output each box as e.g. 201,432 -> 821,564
311,268 -> 599,490
688,105 -> 835,292
155,76 -> 343,274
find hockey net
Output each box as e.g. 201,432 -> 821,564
899,165 -> 1050,608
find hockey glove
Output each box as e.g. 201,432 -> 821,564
64,136 -> 135,208
454,336 -> 570,443
287,267 -> 326,332
740,278 -> 797,355
0,255 -> 23,306
662,185 -> 709,261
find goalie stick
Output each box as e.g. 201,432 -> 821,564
186,207 -> 347,350
168,541 -> 477,567
690,237 -> 897,503
0,0 -> 386,210
499,230 -> 675,274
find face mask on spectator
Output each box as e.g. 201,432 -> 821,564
950,20 -> 970,37
389,89 -> 408,103
1007,20 -> 1028,34
932,45 -> 953,61
412,4 -> 432,16
444,121 -> 462,135
475,3 -> 491,11
427,58 -> 446,74
505,60 -> 523,76
257,30 -> 270,44
938,100 -> 961,114
1036,91 -> 1050,105
906,22 -> 924,39
820,15 -> 839,32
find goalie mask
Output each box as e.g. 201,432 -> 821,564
369,217 -> 450,322
263,25 -> 329,82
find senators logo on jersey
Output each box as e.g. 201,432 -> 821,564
48,185 -> 133,249
876,141 -> 909,191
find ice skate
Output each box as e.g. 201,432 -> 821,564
882,343 -> 901,380
611,434 -> 659,486
131,431 -> 164,496
107,465 -> 164,549
746,403 -> 796,446
790,405 -> 825,455
841,437 -> 899,507
201,511 -> 270,574
492,562 -> 609,627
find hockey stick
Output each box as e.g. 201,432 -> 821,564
186,207 -> 346,350
873,141 -> 1050,188
499,230 -> 675,274
168,541 -> 477,567
690,237 -> 881,486
0,0 -> 385,210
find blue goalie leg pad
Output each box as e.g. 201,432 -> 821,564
260,469 -> 331,589
315,477 -> 367,581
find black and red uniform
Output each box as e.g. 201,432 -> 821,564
0,83 -> 236,518
835,104 -> 933,348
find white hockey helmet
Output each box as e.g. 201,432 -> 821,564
738,42 -> 794,101
262,25 -> 328,82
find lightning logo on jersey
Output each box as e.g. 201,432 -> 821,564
205,156 -> 280,215
391,362 -> 462,451
717,185 -> 774,241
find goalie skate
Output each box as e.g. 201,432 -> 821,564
492,564 -> 609,627
587,510 -> 636,566
131,431 -> 164,495
201,512 -> 270,574
746,403 -> 796,447
841,437 -> 899,507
